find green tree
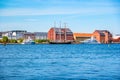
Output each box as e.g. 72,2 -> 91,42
2,36 -> 9,45
17,38 -> 24,43
35,39 -> 49,44
9,39 -> 17,43
0,39 -> 2,43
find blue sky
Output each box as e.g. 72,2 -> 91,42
0,0 -> 120,34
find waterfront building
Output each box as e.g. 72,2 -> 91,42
34,32 -> 47,40
0,32 -> 2,39
1,30 -> 27,39
48,27 -> 74,42
1,31 -> 10,39
112,34 -> 120,43
24,32 -> 35,40
73,33 -> 93,43
93,30 -> 112,43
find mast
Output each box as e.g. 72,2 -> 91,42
59,21 -> 61,42
54,21 -> 56,42
64,23 -> 67,42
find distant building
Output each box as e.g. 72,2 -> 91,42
34,32 -> 47,39
24,32 -> 35,40
93,30 -> 112,43
1,30 -> 27,39
0,32 -> 2,39
73,33 -> 93,42
1,31 -> 10,39
11,30 -> 27,39
112,34 -> 120,43
48,27 -> 74,42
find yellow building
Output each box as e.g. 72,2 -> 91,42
73,33 -> 93,43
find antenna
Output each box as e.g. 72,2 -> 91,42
64,23 -> 67,42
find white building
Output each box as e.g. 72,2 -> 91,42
2,30 -> 27,39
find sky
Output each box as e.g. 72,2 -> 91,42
0,0 -> 120,34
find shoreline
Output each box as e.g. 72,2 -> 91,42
0,43 -> 120,45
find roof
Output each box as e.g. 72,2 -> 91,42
95,30 -> 109,32
94,30 -> 111,36
11,30 -> 27,32
24,32 -> 35,35
73,33 -> 92,37
34,32 -> 47,36
34,32 -> 47,34
52,27 -> 72,33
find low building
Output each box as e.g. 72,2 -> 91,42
24,32 -> 35,40
11,30 -> 27,39
73,33 -> 93,42
112,34 -> 120,43
1,30 -> 27,39
48,27 -> 74,42
0,32 -> 2,39
34,32 -> 47,40
93,30 -> 112,43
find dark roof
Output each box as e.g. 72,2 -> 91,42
95,30 -> 109,33
95,30 -> 111,36
52,27 -> 72,33
11,30 -> 27,32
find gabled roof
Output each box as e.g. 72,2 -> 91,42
95,30 -> 109,32
94,30 -> 111,36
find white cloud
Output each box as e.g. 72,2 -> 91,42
0,6 -> 119,16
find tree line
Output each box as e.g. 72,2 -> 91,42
0,36 -> 49,44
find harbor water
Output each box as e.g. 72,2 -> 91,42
0,44 -> 120,80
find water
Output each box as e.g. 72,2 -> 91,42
0,44 -> 120,80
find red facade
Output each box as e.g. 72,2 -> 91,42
93,30 -> 112,43
48,27 -> 74,42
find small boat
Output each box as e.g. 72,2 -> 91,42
80,36 -> 100,44
21,39 -> 35,44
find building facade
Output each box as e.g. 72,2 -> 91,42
93,30 -> 112,43
48,27 -> 74,42
112,34 -> 120,43
73,33 -> 93,42
1,30 -> 27,39
34,32 -> 47,40
0,32 -> 2,39
24,32 -> 35,40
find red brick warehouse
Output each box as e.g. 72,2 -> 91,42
93,30 -> 112,43
48,27 -> 74,42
